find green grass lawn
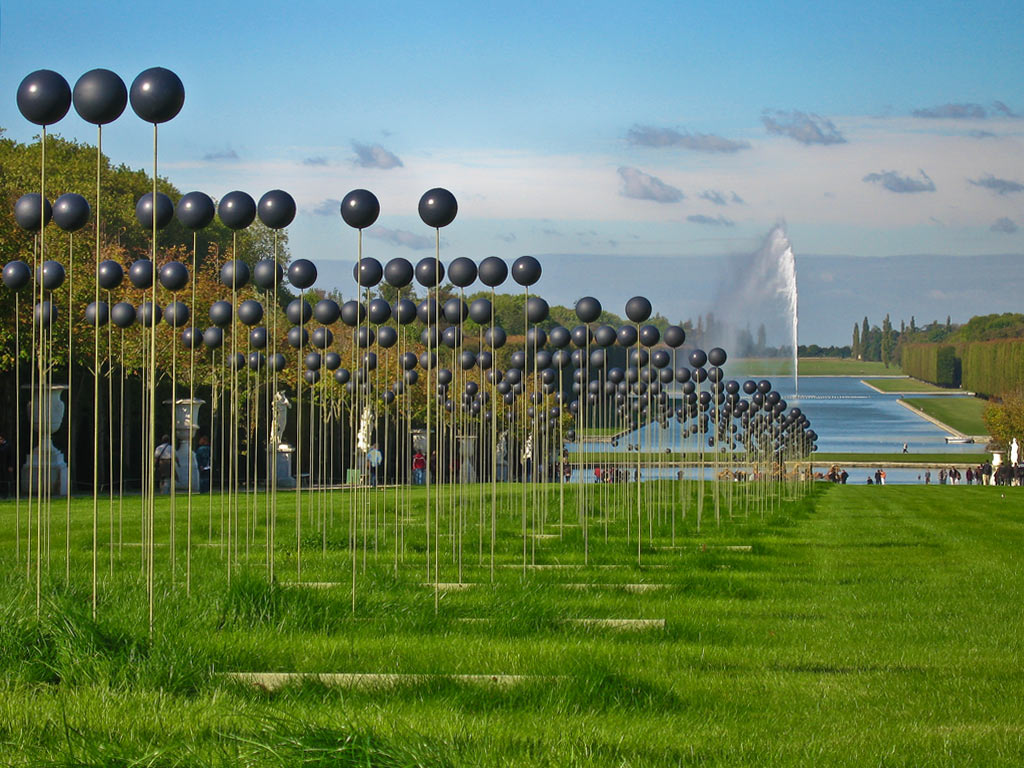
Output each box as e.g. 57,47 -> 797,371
864,377 -> 960,393
732,357 -> 903,376
809,451 -> 986,465
903,396 -> 990,436
0,483 -> 1022,765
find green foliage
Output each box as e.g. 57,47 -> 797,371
984,388 -> 1024,448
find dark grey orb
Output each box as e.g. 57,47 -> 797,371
158,261 -> 189,292
617,326 -> 638,347
220,260 -> 250,289
288,258 -> 317,290
135,192 -> 173,230
268,353 -> 287,372
689,349 -> 708,368
249,327 -> 268,349
287,326 -> 308,348
511,255 -> 541,287
34,300 -> 58,328
38,260 -> 66,291
367,298 -> 391,325
468,298 -> 492,325
663,325 -> 686,348
340,189 -> 380,229
252,259 -> 283,290
575,296 -> 601,323
257,189 -> 296,229
478,256 -> 508,287
163,300 -> 189,327
443,298 -> 468,325
393,298 -> 416,325
548,325 -> 570,348
384,257 -> 414,288
414,258 -> 443,288
311,326 -> 333,349
129,67 -> 184,123
353,257 -> 383,287
181,327 -> 203,349
53,193 -> 90,232
137,301 -> 162,327
14,194 -> 52,230
593,325 -> 616,347
341,300 -> 366,327
2,261 -> 32,291
175,191 -> 215,230
208,300 -> 232,327
304,352 -> 322,370
418,188 -> 457,228
334,367 -> 351,384
625,296 -> 652,323
73,68 -> 126,125
324,352 -> 341,370
248,352 -> 266,371
286,299 -> 311,325
84,301 -> 109,327
17,70 -> 71,125
237,299 -> 263,326
128,260 -> 153,289
447,256 -> 477,287
218,191 -> 256,230
526,296 -> 549,324
639,324 -> 660,347
110,302 -> 136,328
313,299 -> 340,325
708,347 -> 727,367
377,326 -> 398,349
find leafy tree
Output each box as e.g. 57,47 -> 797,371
984,389 -> 1024,449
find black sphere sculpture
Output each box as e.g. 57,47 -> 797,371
663,325 -> 686,348
175,191 -> 215,230
469,298 -> 492,325
340,189 -> 380,229
384,258 -> 414,288
53,193 -> 90,232
220,260 -> 250,289
128,260 -> 153,289
478,256 -> 508,287
237,299 -> 263,326
526,296 -> 549,324
252,259 -> 283,290
14,194 -> 52,230
209,300 -> 232,327
287,326 -> 308,349
313,299 -> 341,325
689,349 -> 708,368
85,301 -> 109,327
415,257 -> 443,288
341,300 -> 366,327
39,260 -> 66,291
73,69 -> 127,125
511,255 -> 541,287
34,301 -> 58,328
163,301 -> 189,327
288,259 -> 317,290
17,70 -> 71,125
249,327 -> 268,349
258,189 -> 296,229
575,296 -> 602,323
268,353 -> 287,372
135,192 -> 173,230
625,296 -> 652,323
3,261 -> 32,291
110,302 -> 136,328
203,327 -> 223,349
708,347 -> 727,367
447,257 -> 477,288
137,301 -> 162,327
354,257 -> 383,287
181,328 -> 203,349
418,188 -> 457,228
367,298 -> 391,325
393,298 -> 416,325
311,327 -> 334,349
638,324 -> 660,347
97,260 -> 123,290
158,261 -> 189,292
129,68 -> 184,124
218,191 -> 256,230
287,299 -> 312,325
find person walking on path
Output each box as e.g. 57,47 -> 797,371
366,444 -> 383,487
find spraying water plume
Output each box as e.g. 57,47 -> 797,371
710,225 -> 799,391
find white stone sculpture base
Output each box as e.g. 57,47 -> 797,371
21,445 -> 68,496
277,446 -> 296,488
175,441 -> 201,491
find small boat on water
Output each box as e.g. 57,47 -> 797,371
944,436 -> 974,444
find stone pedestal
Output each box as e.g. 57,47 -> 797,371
272,392 -> 296,488
21,385 -> 68,496
167,398 -> 204,491
458,435 -> 477,483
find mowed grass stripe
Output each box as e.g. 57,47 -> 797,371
0,485 -> 1022,765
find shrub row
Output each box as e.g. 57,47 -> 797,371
901,339 -> 1024,396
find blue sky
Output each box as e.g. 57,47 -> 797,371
1,0 -> 1022,340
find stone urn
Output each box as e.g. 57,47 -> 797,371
21,384 -> 69,496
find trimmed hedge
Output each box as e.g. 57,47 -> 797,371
901,339 -> 1024,396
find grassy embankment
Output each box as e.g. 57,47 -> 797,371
863,377 -> 961,393
0,483 -> 1021,765
733,358 -> 904,376
903,396 -> 990,436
